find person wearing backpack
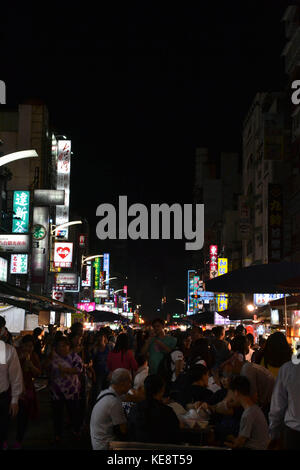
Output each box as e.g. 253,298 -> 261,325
90,368 -> 132,450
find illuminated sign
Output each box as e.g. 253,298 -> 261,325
217,294 -> 228,312
82,262 -> 91,287
94,289 -> 109,298
10,254 -> 28,274
103,253 -> 110,287
79,234 -> 87,247
55,272 -> 78,285
253,293 -> 285,307
12,191 -> 30,233
209,245 -> 218,279
218,258 -> 228,276
0,257 -> 7,282
33,189 -> 65,206
31,207 -> 49,284
271,309 -> 280,325
217,258 -> 228,312
54,242 -> 73,268
94,257 -> 101,290
56,140 -> 71,239
52,290 -> 65,303
0,234 -> 30,253
77,302 -> 96,312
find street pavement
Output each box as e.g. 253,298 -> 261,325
7,388 -> 92,450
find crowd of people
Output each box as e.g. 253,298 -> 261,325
0,315 -> 298,450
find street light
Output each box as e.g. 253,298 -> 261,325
176,298 -> 186,316
51,220 -> 82,236
82,254 -> 104,265
100,277 -> 117,286
0,150 -> 38,167
246,304 -> 256,312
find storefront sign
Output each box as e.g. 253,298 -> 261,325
268,184 -> 283,263
31,207 -> 49,284
94,257 -> 101,290
218,258 -> 228,276
12,191 -> 30,233
0,257 -> 7,281
0,234 -> 30,253
54,242 -> 73,268
82,263 -> 91,287
56,140 -> 71,239
33,189 -> 65,206
79,234 -> 87,247
94,289 -> 109,298
209,245 -> 218,279
10,254 -> 28,274
77,302 -> 96,312
55,272 -> 78,285
253,293 -> 285,307
103,253 -> 110,286
52,290 -> 65,303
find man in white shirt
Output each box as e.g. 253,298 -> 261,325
0,316 -> 23,450
90,368 -> 132,450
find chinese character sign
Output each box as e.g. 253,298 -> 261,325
56,140 -> 71,239
0,257 -> 7,282
10,254 -> 28,274
218,258 -> 228,276
217,294 -> 228,312
94,257 -> 101,290
103,253 -> 110,287
209,245 -> 218,279
268,184 -> 282,263
12,191 -> 30,233
82,263 -> 91,287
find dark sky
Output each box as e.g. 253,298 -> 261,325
1,1 -> 289,319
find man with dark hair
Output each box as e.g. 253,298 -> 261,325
0,316 -> 23,450
211,326 -> 231,369
141,318 -> 177,374
235,324 -> 246,337
225,376 -> 269,450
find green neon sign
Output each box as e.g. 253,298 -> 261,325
12,191 -> 30,233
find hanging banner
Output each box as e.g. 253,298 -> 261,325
82,263 -> 91,287
12,191 -> 30,233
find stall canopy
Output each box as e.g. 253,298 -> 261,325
0,281 -> 82,314
89,310 -> 129,323
205,262 -> 300,294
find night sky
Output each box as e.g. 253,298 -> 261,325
1,1 -> 288,319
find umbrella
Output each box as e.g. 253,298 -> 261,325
204,262 -> 300,294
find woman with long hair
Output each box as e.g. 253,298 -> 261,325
260,332 -> 292,378
107,333 -> 138,376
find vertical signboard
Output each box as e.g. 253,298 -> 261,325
56,140 -> 71,239
12,191 -> 30,233
10,254 -> 28,274
209,245 -> 218,279
216,258 -> 228,312
94,258 -> 101,300
31,206 -> 49,284
103,253 -> 110,287
0,257 -> 7,282
82,262 -> 91,287
239,196 -> 251,240
268,184 -> 283,263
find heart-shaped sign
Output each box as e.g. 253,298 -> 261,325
57,247 -> 70,259
53,292 -> 63,301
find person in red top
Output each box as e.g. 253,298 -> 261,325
107,334 -> 138,378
